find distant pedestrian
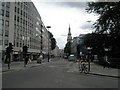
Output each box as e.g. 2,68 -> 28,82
37,54 -> 43,64
103,55 -> 110,68
24,56 -> 28,67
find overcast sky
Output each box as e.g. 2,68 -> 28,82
31,0 -> 98,49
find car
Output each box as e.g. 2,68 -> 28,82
68,54 -> 76,61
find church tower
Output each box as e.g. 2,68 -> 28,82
67,24 -> 72,42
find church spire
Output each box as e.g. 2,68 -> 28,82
67,24 -> 72,42
68,24 -> 71,35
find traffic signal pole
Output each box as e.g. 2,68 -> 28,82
5,43 -> 13,69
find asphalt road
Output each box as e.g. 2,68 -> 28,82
2,58 -> 119,88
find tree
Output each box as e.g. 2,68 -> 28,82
48,31 -> 56,50
84,33 -> 111,56
86,2 -> 120,57
64,41 -> 71,55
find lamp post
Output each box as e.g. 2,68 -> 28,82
104,47 -> 111,60
87,47 -> 92,72
41,24 -> 43,54
46,26 -> 51,62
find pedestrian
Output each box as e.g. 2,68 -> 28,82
103,55 -> 110,68
37,54 -> 43,64
24,56 -> 28,67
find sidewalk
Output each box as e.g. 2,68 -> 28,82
89,62 -> 120,78
0,59 -> 48,73
71,61 -> 120,78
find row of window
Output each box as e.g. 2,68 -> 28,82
0,29 -> 9,37
0,19 -> 9,26
0,9 -> 9,17
13,41 -> 40,49
14,24 -> 35,36
0,40 -> 8,46
14,15 -> 34,28
14,6 -> 35,23
15,2 -> 31,12
0,2 -> 10,8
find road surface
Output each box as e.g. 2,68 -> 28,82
2,58 -> 119,88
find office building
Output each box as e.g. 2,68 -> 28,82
0,1 -> 50,61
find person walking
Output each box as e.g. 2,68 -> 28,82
37,54 -> 43,64
24,56 -> 28,67
103,55 -> 110,68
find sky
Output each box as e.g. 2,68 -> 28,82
31,0 -> 98,49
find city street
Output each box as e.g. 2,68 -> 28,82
2,58 -> 119,88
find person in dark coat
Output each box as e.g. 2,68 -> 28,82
24,56 -> 28,67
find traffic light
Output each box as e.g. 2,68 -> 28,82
5,47 -> 10,54
9,43 -> 13,52
23,46 -> 28,53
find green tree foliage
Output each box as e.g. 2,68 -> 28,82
86,2 -> 120,57
48,31 -> 56,50
84,33 -> 111,56
64,41 -> 71,55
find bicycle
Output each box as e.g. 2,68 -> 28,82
78,60 -> 89,74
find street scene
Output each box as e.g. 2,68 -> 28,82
1,58 -> 119,88
0,0 -> 120,89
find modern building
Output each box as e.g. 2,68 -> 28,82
71,34 -> 86,57
71,37 -> 79,55
0,1 -> 51,61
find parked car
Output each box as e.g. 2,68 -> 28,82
68,54 -> 76,61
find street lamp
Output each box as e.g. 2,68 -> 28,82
46,26 -> 51,62
104,47 -> 111,59
87,47 -> 92,72
41,24 -> 43,54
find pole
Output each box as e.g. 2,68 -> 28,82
47,26 -> 51,62
88,54 -> 90,72
40,24 -> 43,64
48,28 -> 49,62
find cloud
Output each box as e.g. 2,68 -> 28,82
56,36 -> 67,49
80,23 -> 93,30
32,1 -> 98,49
45,2 -> 87,9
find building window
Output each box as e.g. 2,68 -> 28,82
0,9 -> 4,16
0,29 -> 4,36
0,19 -> 4,26
14,15 -> 16,21
14,24 -> 16,29
20,18 -> 22,23
17,8 -> 19,14
17,16 -> 19,22
21,10 -> 22,15
6,11 -> 9,17
5,20 -> 9,26
15,7 -> 16,12
5,30 -> 9,37
0,40 -> 3,45
20,42 -> 22,47
23,20 -> 25,24
17,25 -> 19,30
5,40 -> 8,46
2,2 -> 5,6
18,2 -> 20,6
6,2 -> 10,8
17,42 -> 19,47
23,12 -> 25,17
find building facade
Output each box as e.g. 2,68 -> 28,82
0,1 -> 50,61
71,34 -> 86,57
